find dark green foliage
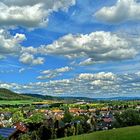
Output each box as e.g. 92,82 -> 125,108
82,122 -> 91,133
25,113 -> 45,131
27,113 -> 45,124
62,110 -> 72,123
38,125 -> 52,140
114,109 -> 140,127
18,133 -> 31,140
30,131 -> 40,140
77,123 -> 84,135
12,111 -> 25,123
0,135 -> 6,140
24,94 -> 54,100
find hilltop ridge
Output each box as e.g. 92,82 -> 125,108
0,88 -> 34,100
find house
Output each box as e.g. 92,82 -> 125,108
69,108 -> 80,113
89,109 -> 96,113
101,118 -> 113,129
103,118 -> 113,123
69,108 -> 87,114
101,107 -> 109,111
14,122 -> 28,133
0,123 -> 28,140
52,109 -> 64,114
0,128 -> 18,140
136,105 -> 140,109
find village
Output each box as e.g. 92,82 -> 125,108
0,100 -> 140,140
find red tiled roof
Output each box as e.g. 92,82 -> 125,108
15,122 -> 28,132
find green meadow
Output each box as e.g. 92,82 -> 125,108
0,100 -> 34,105
59,126 -> 140,140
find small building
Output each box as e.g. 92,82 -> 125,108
0,123 -> 28,139
14,122 -> 28,133
0,128 -> 18,140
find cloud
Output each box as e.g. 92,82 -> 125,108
0,0 -> 76,64
40,31 -> 138,65
0,69 -> 14,73
37,66 -> 72,80
0,29 -> 139,66
79,58 -> 104,66
19,68 -> 25,73
0,0 -> 76,28
0,3 -> 45,28
19,52 -> 45,65
95,0 -> 140,24
0,29 -> 26,58
0,82 -> 20,90
21,46 -> 38,54
2,0 -> 76,9
2,71 -> 140,97
0,29 -> 46,66
77,72 -> 116,81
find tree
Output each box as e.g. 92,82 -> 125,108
72,115 -> 85,123
62,110 -> 72,123
18,133 -> 31,140
30,131 -> 40,140
57,127 -> 65,138
76,123 -> 84,135
26,113 -> 45,131
67,125 -> 76,136
12,111 -> 25,123
82,122 -> 90,133
38,125 -> 52,140
27,113 -> 45,124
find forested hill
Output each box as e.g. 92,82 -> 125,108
0,88 -> 35,100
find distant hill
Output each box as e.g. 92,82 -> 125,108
24,94 -> 55,100
0,88 -> 35,100
23,94 -> 140,101
23,94 -> 90,101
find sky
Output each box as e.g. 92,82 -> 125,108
0,0 -> 140,98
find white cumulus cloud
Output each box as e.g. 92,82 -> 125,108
0,29 -> 26,58
19,53 -> 44,65
38,66 -> 72,80
2,72 -> 140,97
95,0 -> 140,24
0,0 -> 76,28
41,31 -> 138,64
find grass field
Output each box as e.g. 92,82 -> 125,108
59,126 -> 140,140
0,100 -> 34,105
0,100 -> 62,105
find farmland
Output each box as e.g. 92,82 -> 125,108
0,100 -> 34,105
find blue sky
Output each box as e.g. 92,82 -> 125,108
0,0 -> 140,97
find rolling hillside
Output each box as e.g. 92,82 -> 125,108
0,88 -> 35,100
59,126 -> 140,140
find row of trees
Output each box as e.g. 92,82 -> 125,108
114,109 -> 140,128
